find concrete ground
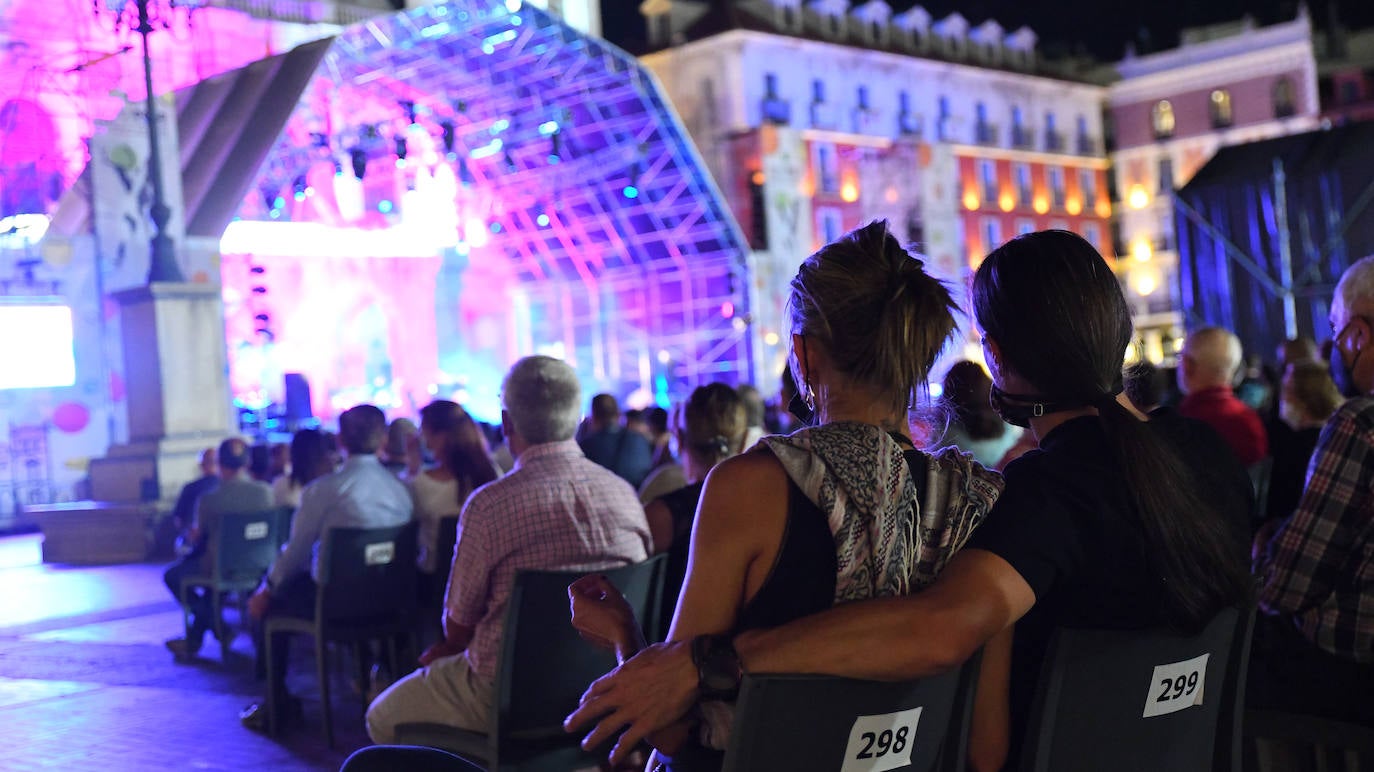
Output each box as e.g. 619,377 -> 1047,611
0,533 -> 367,771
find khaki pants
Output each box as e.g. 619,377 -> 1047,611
365,653 -> 494,744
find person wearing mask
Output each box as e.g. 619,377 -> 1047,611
1252,254 -> 1374,726
566,230 -> 1253,772
567,221 -> 1003,769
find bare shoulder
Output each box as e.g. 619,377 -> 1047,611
704,447 -> 787,490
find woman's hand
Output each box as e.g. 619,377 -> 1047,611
569,574 -> 644,663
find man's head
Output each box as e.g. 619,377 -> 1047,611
589,393 -> 620,430
198,447 -> 217,477
217,438 -> 251,479
502,356 -> 582,454
338,404 -> 388,456
1178,327 -> 1243,394
1329,255 -> 1374,396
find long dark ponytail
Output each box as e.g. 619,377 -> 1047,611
973,230 -> 1252,630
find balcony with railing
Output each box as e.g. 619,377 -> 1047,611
810,101 -> 839,130
898,111 -> 923,138
975,121 -> 999,146
1045,130 -> 1065,153
1076,133 -> 1101,156
1011,125 -> 1034,150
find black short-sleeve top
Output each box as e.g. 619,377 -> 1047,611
968,412 -> 1251,764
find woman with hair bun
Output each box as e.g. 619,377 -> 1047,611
567,221 -> 1003,769
643,383 -> 749,641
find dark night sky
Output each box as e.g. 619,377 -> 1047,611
599,0 -> 1374,61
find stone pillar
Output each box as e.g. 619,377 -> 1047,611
87,281 -> 232,503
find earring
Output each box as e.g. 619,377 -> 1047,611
803,381 -> 816,411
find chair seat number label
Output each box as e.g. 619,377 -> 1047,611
840,707 -> 922,772
244,522 -> 268,540
364,541 -> 395,566
1141,653 -> 1208,718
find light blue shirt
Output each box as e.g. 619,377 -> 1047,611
268,453 -> 413,587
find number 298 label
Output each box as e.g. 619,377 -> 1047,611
840,707 -> 922,772
1141,653 -> 1208,718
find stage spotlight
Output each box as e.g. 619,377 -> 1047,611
400,100 -> 417,125
292,176 -> 308,202
622,185 -> 639,199
536,213 -> 550,227
379,199 -> 394,214
350,148 -> 368,180
395,137 -> 408,161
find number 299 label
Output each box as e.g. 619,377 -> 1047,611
1141,653 -> 1208,718
840,707 -> 922,772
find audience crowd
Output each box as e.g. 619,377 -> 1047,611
156,224 -> 1371,771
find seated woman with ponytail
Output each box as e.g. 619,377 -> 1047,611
565,230 -> 1255,771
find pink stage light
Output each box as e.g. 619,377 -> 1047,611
720,300 -> 735,319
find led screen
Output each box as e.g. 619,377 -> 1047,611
0,304 -> 76,389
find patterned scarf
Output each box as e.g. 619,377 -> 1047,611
759,421 -> 1004,602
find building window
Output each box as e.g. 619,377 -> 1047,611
818,207 -> 843,244
765,73 -> 779,99
1082,222 -> 1101,252
1048,166 -> 1066,209
1011,106 -> 1030,148
815,143 -> 839,194
1152,100 -> 1175,140
975,102 -> 994,144
812,79 -> 826,104
1016,218 -> 1036,236
979,159 -> 998,205
783,6 -> 798,30
1045,111 -> 1062,152
1158,157 -> 1174,193
981,216 -> 1003,252
1014,163 -> 1032,206
1209,89 -> 1233,128
1079,168 -> 1097,205
1274,77 -> 1296,118
857,85 -> 870,111
937,96 -> 951,141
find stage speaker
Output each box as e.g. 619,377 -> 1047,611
283,372 -> 314,427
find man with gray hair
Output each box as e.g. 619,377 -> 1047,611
1177,326 -> 1269,466
366,356 -> 651,742
1251,255 -> 1374,725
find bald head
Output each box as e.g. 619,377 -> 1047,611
1179,327 -> 1243,393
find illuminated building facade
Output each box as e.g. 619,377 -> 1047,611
638,0 -> 1108,384
1107,11 -> 1320,362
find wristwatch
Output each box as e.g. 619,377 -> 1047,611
691,633 -> 743,701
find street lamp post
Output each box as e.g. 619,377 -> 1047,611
101,0 -> 188,283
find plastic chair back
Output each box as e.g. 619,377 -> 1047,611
494,554 -> 667,741
317,522 -> 419,624
213,509 -> 288,587
722,652 -> 981,772
1020,605 -> 1254,772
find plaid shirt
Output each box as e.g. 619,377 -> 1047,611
1257,397 -> 1374,663
444,439 -> 651,682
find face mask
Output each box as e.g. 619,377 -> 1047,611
787,391 -> 815,428
1329,332 -> 1364,398
988,385 -> 1096,428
